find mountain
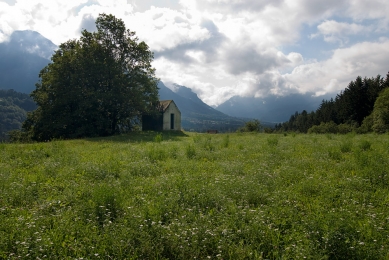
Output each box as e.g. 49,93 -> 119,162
216,94 -> 332,122
0,30 -> 56,93
158,82 -> 245,132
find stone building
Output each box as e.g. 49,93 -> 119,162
142,100 -> 181,131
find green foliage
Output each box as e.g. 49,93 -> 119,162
19,13 -> 159,142
266,136 -> 279,146
238,119 -> 262,132
340,140 -> 352,153
221,134 -> 229,148
1,132 -> 389,258
359,140 -> 371,151
359,113 -> 374,133
263,127 -> 273,133
154,133 -> 163,143
372,87 -> 389,133
307,121 -> 338,134
185,144 -> 196,159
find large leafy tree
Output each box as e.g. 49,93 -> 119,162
21,14 -> 159,141
372,87 -> 389,133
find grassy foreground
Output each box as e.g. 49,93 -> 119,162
1,132 -> 389,259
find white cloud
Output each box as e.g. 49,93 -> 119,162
312,20 -> 371,44
284,39 -> 389,96
126,7 -> 210,52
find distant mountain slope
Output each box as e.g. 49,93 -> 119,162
0,30 -> 56,93
216,94 -> 331,122
158,82 -> 245,131
0,89 -> 37,141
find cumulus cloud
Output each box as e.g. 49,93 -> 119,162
128,7 -> 210,52
284,39 -> 389,96
0,0 -> 134,44
311,20 -> 371,44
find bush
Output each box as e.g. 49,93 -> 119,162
264,127 -> 273,133
337,123 -> 355,134
372,88 -> 389,133
308,121 -> 338,134
154,133 -> 163,143
359,140 -> 371,151
237,119 -> 262,132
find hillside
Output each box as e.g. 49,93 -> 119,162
0,30 -> 56,93
0,89 -> 36,141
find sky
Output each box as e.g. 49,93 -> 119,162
0,0 -> 388,106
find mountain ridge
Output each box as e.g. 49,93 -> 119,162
0,30 -> 56,93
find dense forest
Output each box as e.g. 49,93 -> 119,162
0,89 -> 36,141
275,72 -> 389,133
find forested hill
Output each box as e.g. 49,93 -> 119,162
276,73 -> 389,133
0,89 -> 36,141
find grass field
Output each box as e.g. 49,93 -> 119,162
1,132 -> 389,259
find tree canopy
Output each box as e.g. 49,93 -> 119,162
275,72 -> 389,133
20,14 -> 159,141
372,87 -> 389,133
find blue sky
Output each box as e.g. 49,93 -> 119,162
0,0 -> 388,106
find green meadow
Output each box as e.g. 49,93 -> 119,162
1,132 -> 389,259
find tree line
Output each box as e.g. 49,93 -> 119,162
274,72 -> 389,134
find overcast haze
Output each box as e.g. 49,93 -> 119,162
1,0 -> 388,106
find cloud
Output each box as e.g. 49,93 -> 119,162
0,0 -> 135,44
284,39 -> 389,96
311,20 -> 371,44
128,7 -> 210,52
194,0 -> 284,13
222,45 -> 289,75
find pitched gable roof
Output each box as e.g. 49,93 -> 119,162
159,100 -> 173,112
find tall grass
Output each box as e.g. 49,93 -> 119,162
0,132 -> 388,259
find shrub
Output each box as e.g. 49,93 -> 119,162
340,140 -> 352,153
237,119 -> 262,132
358,114 -> 374,133
372,88 -> 389,133
337,123 -> 354,134
264,127 -> 273,133
308,121 -> 338,134
359,140 -> 371,151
